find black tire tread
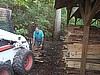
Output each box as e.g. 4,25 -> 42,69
13,48 -> 34,75
0,60 -> 14,75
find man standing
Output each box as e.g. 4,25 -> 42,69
32,27 -> 44,50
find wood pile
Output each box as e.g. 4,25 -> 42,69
63,25 -> 100,72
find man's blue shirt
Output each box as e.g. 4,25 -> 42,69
33,30 -> 44,41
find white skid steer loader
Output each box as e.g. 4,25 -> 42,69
0,8 -> 35,75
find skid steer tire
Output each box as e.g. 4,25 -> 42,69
12,48 -> 35,75
0,60 -> 14,75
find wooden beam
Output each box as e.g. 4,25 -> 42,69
91,19 -> 97,24
80,25 -> 90,75
66,8 -> 72,25
86,0 -> 100,26
66,0 -> 79,9
96,2 -> 100,13
84,0 -> 91,24
54,9 -> 61,40
79,2 -> 85,24
70,8 -> 79,20
65,58 -> 100,64
80,0 -> 100,75
80,0 -> 91,75
75,17 -> 77,25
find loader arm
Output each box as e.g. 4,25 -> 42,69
0,29 -> 29,50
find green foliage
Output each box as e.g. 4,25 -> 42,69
15,28 -> 28,35
0,0 -> 55,40
1,0 -> 99,41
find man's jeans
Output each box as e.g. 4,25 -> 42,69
34,40 -> 44,50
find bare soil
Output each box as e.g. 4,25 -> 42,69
29,41 -> 67,75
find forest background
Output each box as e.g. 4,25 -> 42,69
1,0 -> 100,40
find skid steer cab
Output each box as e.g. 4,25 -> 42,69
0,8 -> 35,75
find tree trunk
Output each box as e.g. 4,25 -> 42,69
54,9 -> 61,41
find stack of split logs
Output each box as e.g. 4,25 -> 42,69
63,25 -> 100,74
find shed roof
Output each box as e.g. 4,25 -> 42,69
54,0 -> 100,19
54,0 -> 100,75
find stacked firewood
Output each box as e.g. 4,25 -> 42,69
63,25 -> 100,71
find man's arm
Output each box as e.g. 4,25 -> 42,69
42,37 -> 44,44
32,31 -> 36,46
32,38 -> 35,46
41,30 -> 44,44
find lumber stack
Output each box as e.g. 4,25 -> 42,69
63,25 -> 100,71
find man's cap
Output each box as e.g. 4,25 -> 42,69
35,27 -> 39,31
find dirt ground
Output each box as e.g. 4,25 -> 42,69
29,41 -> 67,75
15,41 -> 100,75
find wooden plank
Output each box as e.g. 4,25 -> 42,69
67,44 -> 100,52
64,25 -> 100,73
69,52 -> 100,59
66,61 -> 100,71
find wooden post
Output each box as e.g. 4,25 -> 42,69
75,17 -> 77,25
66,8 -> 72,25
80,25 -> 90,75
80,0 -> 91,75
80,0 -> 99,75
54,9 -> 61,40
